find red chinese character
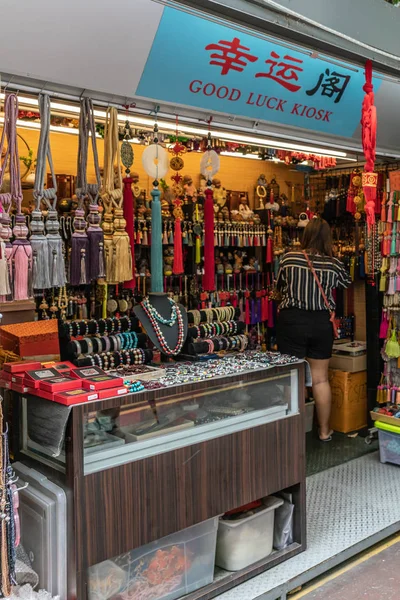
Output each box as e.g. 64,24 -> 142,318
256,52 -> 303,92
205,37 -> 258,76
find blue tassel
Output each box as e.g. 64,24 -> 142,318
151,188 -> 164,293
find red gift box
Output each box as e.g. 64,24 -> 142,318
34,389 -> 55,402
42,361 -> 75,375
97,386 -> 128,400
11,383 -> 29,394
39,376 -> 81,393
0,371 -> 12,382
70,366 -> 106,379
53,389 -> 99,406
82,375 -> 124,392
3,361 -> 42,373
24,368 -> 60,389
10,374 -> 25,385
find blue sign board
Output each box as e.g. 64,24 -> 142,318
137,7 -> 381,137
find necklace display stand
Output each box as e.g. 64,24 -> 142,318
134,292 -> 188,356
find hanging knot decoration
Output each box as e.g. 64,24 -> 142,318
32,94 -> 62,290
361,59 -> 377,231
101,107 -> 132,283
200,130 -> 219,291
121,118 -> 136,289
142,113 -> 168,292
172,197 -> 184,274
76,98 -> 104,282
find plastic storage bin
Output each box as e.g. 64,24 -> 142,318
88,517 -> 218,600
13,462 -> 67,599
215,496 -> 284,571
376,420 -> 400,466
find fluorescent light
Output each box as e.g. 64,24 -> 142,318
1,93 -> 347,159
220,151 -> 261,160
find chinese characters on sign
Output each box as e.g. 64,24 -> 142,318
255,52 -> 303,93
205,37 -> 258,75
205,37 -> 351,103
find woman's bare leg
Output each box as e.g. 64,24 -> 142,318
307,358 -> 332,440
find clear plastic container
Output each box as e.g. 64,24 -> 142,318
378,429 -> 400,466
215,496 -> 283,571
88,517 -> 218,600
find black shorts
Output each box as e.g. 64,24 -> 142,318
276,308 -> 334,360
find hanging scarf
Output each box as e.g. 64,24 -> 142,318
101,108 -> 132,283
73,98 -> 104,283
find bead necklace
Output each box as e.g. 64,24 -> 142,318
141,297 -> 178,327
141,298 -> 185,355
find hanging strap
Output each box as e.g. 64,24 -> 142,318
101,107 -> 122,213
302,250 -> 333,314
34,94 -> 57,211
76,98 -> 101,206
0,94 -> 22,215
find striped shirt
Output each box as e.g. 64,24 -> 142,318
277,251 -> 352,311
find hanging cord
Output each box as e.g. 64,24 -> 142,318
101,107 -> 122,212
33,94 -> 57,211
0,95 -> 18,221
76,98 -> 101,205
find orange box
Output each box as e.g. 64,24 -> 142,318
0,321 -> 59,359
328,369 -> 367,433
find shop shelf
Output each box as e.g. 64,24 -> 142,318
88,517 -> 218,600
215,496 -> 284,571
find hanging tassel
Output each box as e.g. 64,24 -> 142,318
0,227 -> 11,300
388,276 -> 395,295
203,187 -> 215,291
30,210 -> 51,289
379,311 -> 389,339
173,217 -> 184,275
168,224 -> 174,245
266,232 -> 273,264
70,209 -> 90,285
112,208 -> 133,283
163,223 -> 168,245
150,187 -> 164,293
195,233 -> 201,264
121,176 -> 135,288
136,225 -> 141,245
386,329 -> 400,358
142,227 -> 148,246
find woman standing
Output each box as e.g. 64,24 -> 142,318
276,218 -> 352,441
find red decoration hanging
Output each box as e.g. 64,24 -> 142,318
123,176 -> 135,288
203,187 -> 215,291
361,59 -> 377,230
172,198 -> 184,275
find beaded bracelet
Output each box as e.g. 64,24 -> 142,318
74,340 -> 82,356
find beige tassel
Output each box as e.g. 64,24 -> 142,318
112,209 -> 133,282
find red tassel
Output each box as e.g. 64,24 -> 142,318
173,218 -> 184,275
203,188 -> 215,291
123,177 -> 135,289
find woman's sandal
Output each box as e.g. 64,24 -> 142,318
319,429 -> 334,443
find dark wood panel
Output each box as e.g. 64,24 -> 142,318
84,413 -> 304,566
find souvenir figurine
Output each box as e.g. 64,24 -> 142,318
238,195 -> 253,220
212,178 -> 227,209
183,175 -> 198,202
233,250 -> 243,273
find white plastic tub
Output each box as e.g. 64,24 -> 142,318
215,496 -> 284,571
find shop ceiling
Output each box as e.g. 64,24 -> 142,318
1,0 -> 400,159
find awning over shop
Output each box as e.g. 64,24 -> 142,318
1,0 -> 400,157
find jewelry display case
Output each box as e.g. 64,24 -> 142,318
12,361 -> 306,600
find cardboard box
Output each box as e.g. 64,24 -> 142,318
329,353 -> 366,373
0,320 -> 59,359
329,369 -> 367,433
53,389 -> 99,406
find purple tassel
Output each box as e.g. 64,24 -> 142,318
70,235 -> 89,285
87,227 -> 105,280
